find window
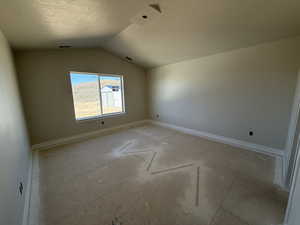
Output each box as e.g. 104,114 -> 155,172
70,72 -> 125,120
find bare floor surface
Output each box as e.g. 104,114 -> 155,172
34,125 -> 287,225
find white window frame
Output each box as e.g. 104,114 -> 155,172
69,71 -> 126,121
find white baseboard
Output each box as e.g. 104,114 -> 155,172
22,151 -> 33,225
31,119 -> 286,187
32,120 -> 148,151
149,120 -> 286,188
149,120 -> 284,157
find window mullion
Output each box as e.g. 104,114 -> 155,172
98,75 -> 103,116
121,76 -> 125,113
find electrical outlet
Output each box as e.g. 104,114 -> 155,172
19,182 -> 23,195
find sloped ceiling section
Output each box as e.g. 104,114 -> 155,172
0,0 -> 300,68
0,0 -> 152,48
103,0 -> 300,68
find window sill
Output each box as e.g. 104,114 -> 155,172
76,112 -> 126,123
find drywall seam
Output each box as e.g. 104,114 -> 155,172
32,120 -> 148,151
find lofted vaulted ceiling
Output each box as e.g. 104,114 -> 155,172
0,0 -> 300,68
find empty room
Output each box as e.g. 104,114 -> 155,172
2,1 -> 300,225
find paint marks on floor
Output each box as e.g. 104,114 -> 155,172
111,140 -> 134,158
118,141 -> 133,153
147,152 -> 157,171
124,149 -> 153,154
151,163 -> 194,175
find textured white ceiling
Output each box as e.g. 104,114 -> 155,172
1,0 -> 300,68
0,0 -> 151,48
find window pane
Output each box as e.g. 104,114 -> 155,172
70,73 -> 101,120
100,76 -> 123,114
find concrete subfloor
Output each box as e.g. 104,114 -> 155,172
34,124 -> 288,225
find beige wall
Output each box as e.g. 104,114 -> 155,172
15,48 -> 148,145
0,30 -> 31,225
148,37 -> 300,149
